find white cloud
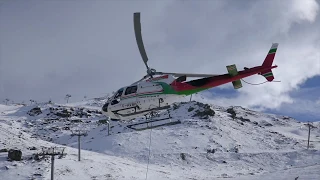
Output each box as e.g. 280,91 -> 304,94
270,98 -> 320,121
0,0 -> 319,111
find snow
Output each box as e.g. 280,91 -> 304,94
0,100 -> 319,180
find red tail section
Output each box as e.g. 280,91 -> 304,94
260,43 -> 278,81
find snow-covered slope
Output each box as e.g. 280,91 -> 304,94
0,100 -> 319,180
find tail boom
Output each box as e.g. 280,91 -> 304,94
169,43 -> 279,95
172,65 -> 277,94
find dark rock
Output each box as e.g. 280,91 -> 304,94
283,116 -> 290,120
207,149 -> 215,154
238,117 -> 251,122
28,147 -> 37,150
8,149 -> 22,161
55,111 -> 71,118
49,127 -> 59,132
226,108 -> 236,119
71,119 -> 82,123
98,119 -> 108,124
27,107 -> 42,116
192,105 -> 215,119
173,103 -> 179,110
188,107 -> 195,112
0,148 -> 8,153
62,126 -> 70,130
180,153 -> 186,160
264,123 -> 273,126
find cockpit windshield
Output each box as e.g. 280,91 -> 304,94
114,88 -> 124,99
110,88 -> 124,105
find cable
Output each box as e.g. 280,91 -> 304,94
145,124 -> 152,180
241,79 -> 281,85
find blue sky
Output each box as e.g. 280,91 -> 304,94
265,75 -> 320,122
0,0 -> 319,122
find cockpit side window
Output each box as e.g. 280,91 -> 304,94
125,85 -> 137,95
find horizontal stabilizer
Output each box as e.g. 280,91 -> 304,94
226,64 -> 243,89
261,70 -> 274,82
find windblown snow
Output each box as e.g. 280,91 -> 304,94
0,99 -> 319,180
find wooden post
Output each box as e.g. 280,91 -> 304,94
305,122 -> 315,149
107,121 -> 110,136
307,122 -> 311,149
51,155 -> 54,180
78,135 -> 81,161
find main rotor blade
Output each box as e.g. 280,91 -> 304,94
134,12 -> 149,69
155,72 -> 219,77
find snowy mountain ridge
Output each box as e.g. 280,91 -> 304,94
0,99 -> 319,180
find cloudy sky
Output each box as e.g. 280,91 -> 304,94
0,0 -> 319,121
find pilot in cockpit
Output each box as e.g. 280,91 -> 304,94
111,88 -> 124,105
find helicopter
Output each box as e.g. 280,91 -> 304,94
101,12 -> 279,121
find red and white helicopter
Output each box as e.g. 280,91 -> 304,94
102,12 -> 279,121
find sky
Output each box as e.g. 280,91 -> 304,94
0,0 -> 319,122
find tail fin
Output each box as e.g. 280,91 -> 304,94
261,43 -> 278,81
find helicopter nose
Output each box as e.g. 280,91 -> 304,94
102,102 -> 109,112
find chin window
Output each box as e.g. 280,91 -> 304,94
102,103 -> 109,112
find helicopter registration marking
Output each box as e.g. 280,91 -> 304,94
122,103 -> 138,108
139,95 -> 160,98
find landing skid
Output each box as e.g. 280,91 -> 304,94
126,110 -> 181,131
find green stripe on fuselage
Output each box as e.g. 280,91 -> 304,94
120,82 -> 210,100
156,82 -> 208,96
